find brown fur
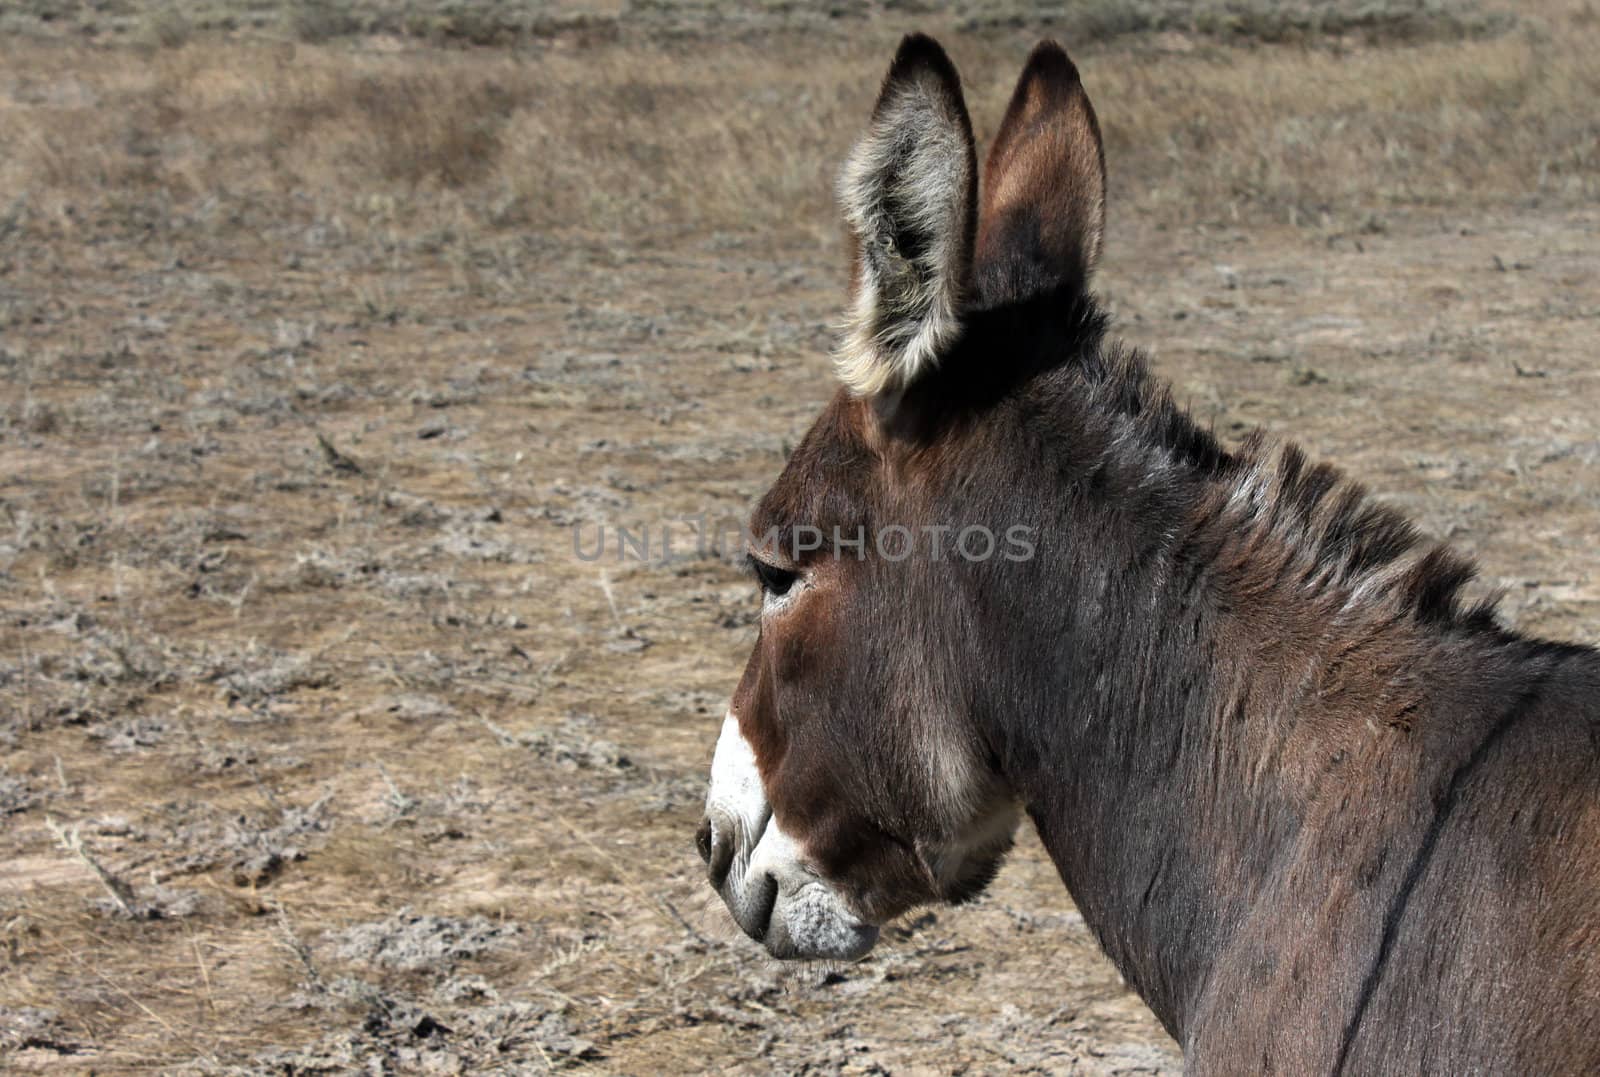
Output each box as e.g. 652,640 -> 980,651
703,35 -> 1600,1072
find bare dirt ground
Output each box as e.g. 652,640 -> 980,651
1,1 -> 1597,1073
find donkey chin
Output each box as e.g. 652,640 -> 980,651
702,713 -> 1018,961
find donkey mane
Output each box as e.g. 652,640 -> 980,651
955,283 -> 1503,640
1198,431 -> 1502,631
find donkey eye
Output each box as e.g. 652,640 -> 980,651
748,556 -> 798,598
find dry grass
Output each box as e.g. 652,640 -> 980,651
0,0 -> 1529,48
0,3 -> 1594,249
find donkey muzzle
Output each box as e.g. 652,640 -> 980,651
701,714 -> 879,961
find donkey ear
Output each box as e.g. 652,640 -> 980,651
835,34 -> 978,399
974,41 -> 1106,307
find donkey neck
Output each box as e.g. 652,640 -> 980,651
962,359 -> 1498,1041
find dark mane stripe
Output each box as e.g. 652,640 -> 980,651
1034,311 -> 1502,636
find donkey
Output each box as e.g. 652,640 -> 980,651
697,34 -> 1600,1072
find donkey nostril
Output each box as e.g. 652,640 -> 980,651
695,818 -> 713,865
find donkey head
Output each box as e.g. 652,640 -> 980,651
698,35 -> 1106,960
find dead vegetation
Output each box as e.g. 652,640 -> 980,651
0,0 -> 1533,48
1,0 -> 1598,1072
0,1 -> 1595,247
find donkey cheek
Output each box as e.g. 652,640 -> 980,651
772,614 -> 838,681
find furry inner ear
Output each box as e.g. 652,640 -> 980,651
973,41 -> 1106,308
835,34 -> 978,399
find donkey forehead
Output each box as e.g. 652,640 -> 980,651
750,391 -> 881,541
